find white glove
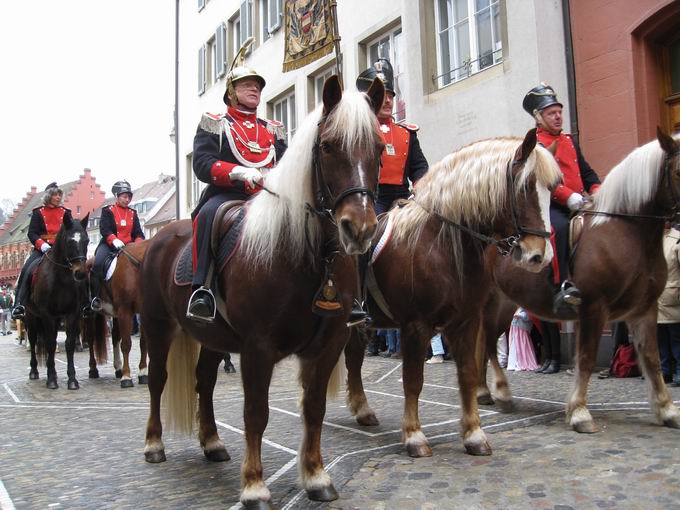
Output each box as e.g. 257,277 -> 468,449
112,239 -> 125,249
230,166 -> 263,189
40,243 -> 51,253
566,192 -> 585,211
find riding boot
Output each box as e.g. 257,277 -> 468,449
542,360 -> 561,374
186,286 -> 216,323
348,253 -> 372,327
534,359 -> 551,373
552,280 -> 582,314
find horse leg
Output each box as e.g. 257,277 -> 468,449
489,352 -> 513,413
44,323 -> 59,390
449,318 -> 492,456
630,313 -> 680,428
239,348 -> 276,508
64,318 -> 80,390
297,342 -> 346,503
112,319 -> 123,379
28,325 -> 39,380
118,313 -> 134,388
344,327 -> 379,426
401,324 -> 433,457
138,323 -> 148,385
566,308 -> 605,433
196,347 -> 230,462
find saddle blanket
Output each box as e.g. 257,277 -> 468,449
174,208 -> 246,286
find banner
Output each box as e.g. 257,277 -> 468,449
282,0 -> 335,72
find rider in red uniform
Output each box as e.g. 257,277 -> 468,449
88,180 -> 145,313
12,183 -> 73,319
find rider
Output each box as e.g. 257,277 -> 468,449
11,183 -> 73,320
522,83 -> 601,313
88,180 -> 145,313
187,40 -> 287,323
353,58 -> 429,329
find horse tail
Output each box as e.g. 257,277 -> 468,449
93,314 -> 108,364
35,324 -> 47,366
162,330 -> 200,435
326,351 -> 346,401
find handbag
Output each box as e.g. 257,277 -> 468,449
611,343 -> 640,378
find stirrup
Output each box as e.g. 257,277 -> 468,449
553,280 -> 582,313
186,287 -> 216,324
90,297 -> 102,312
11,305 -> 25,320
346,300 -> 372,328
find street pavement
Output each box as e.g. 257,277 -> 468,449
1,330 -> 679,510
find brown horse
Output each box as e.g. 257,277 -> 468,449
82,240 -> 149,388
344,130 -> 561,457
480,129 -> 680,433
141,76 -> 385,508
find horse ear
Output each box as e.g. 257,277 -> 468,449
322,75 -> 343,116
657,126 -> 679,155
514,128 -> 538,162
365,78 -> 385,116
63,213 -> 73,229
80,213 -> 90,230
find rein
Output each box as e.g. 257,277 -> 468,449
119,247 -> 142,268
414,158 -> 551,256
44,251 -> 85,270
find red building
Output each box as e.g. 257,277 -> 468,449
0,169 -> 106,287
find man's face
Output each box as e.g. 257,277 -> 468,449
378,92 -> 394,121
49,193 -> 62,207
540,105 -> 563,135
116,193 -> 132,207
234,78 -> 262,110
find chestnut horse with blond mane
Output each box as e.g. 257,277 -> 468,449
141,76 -> 385,508
343,129 -> 561,457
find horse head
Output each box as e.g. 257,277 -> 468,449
502,128 -> 560,273
55,213 -> 90,281
657,127 -> 680,215
315,75 -> 385,254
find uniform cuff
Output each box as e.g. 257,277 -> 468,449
106,234 -> 118,246
589,184 -> 601,194
210,161 -> 237,186
552,185 -> 573,206
35,239 -> 45,250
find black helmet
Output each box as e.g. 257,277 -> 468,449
112,180 -> 133,198
42,182 -> 63,204
523,83 -> 563,116
356,58 -> 395,95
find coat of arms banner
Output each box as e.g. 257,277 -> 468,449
282,0 -> 336,72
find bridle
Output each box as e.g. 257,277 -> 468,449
414,157 -> 551,256
43,235 -> 87,270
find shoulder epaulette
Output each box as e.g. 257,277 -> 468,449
397,121 -> 419,132
32,206 -> 43,212
63,207 -> 71,213
262,118 -> 287,141
199,112 -> 225,136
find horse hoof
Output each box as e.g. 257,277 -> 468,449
145,450 -> 167,463
120,379 -> 134,389
573,420 -> 599,434
663,417 -> 680,429
75,345 -> 83,353
115,369 -> 123,379
477,394 -> 495,406
138,375 -> 149,385
29,371 -> 39,380
68,380 -> 80,390
242,500 -> 273,510
89,369 -> 99,379
46,379 -> 58,390
356,412 -> 380,427
203,448 -> 230,462
224,363 -> 237,374
306,484 -> 339,502
465,440 -> 492,456
406,442 -> 433,458
495,398 -> 514,413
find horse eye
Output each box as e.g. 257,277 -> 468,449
320,141 -> 332,154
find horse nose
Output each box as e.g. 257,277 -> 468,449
529,253 -> 543,265
340,217 -> 358,241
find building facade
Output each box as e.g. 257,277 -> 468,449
0,169 -> 106,287
176,0 -> 572,218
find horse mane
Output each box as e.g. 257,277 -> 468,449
590,135 -> 680,227
240,91 -> 380,269
391,137 -> 561,256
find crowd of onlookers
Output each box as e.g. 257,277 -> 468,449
0,286 -> 14,336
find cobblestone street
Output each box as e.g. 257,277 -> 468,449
1,331 -> 679,510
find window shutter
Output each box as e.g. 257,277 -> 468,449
215,23 -> 226,78
268,0 -> 282,32
198,45 -> 206,95
240,0 -> 252,44
198,0 -> 205,12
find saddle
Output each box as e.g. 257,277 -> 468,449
174,201 -> 246,287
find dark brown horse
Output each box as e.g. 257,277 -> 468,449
82,240 -> 149,388
480,129 -> 680,433
344,130 -> 561,457
141,76 -> 385,508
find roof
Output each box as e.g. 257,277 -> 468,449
144,191 -> 177,227
90,174 -> 176,222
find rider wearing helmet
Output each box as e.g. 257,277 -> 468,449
187,38 -> 287,323
88,180 -> 144,313
522,83 -> 601,316
11,182 -> 72,320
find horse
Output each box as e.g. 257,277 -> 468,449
343,129 -> 562,458
82,240 -> 149,388
477,128 -> 680,433
24,213 -> 105,389
141,75 -> 385,508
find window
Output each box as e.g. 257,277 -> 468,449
90,191 -> 94,200
262,0 -> 282,40
271,90 -> 296,144
76,205 -> 81,214
198,0 -> 206,12
215,23 -> 227,78
191,173 -> 206,210
237,0 -> 253,47
206,36 -> 216,85
366,26 -> 406,120
198,44 -> 207,95
434,0 -> 502,88
314,68 -> 335,108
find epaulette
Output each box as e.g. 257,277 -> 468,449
397,121 -> 419,132
199,112 -> 225,136
262,118 -> 287,141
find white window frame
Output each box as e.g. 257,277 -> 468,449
268,0 -> 283,33
434,0 -> 503,88
239,0 -> 253,47
313,68 -> 335,108
271,89 -> 296,144
198,0 -> 206,12
366,26 -> 406,121
215,23 -> 227,78
198,44 -> 207,95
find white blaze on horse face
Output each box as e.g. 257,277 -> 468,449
355,160 -> 368,210
537,183 -> 553,263
72,232 -> 82,244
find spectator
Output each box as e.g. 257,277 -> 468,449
657,223 -> 680,386
507,308 -> 539,371
427,333 -> 445,364
380,329 -> 401,359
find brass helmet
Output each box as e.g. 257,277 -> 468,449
224,37 -> 266,105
